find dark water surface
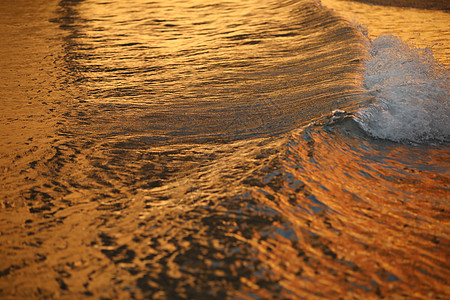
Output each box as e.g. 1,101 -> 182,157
0,0 -> 449,299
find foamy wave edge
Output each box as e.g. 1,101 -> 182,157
355,35 -> 450,144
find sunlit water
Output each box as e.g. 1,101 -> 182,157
0,0 -> 449,299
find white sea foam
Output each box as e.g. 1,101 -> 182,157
356,35 -> 450,143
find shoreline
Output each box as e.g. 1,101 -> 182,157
349,0 -> 449,10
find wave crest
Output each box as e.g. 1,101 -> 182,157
356,35 -> 450,143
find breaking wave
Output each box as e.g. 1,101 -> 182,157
356,35 -> 450,143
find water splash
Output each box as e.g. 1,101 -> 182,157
356,35 -> 450,143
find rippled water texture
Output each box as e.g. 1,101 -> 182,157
252,113 -> 449,298
57,0 -> 368,141
322,0 -> 450,67
0,0 -> 449,299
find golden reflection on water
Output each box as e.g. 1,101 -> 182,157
321,0 -> 450,67
247,119 -> 450,298
60,0 -> 369,140
1,0 -> 449,298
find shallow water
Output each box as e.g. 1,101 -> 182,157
322,0 -> 450,67
0,0 -> 449,298
56,0 -> 369,141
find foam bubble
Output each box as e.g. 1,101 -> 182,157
356,35 -> 449,143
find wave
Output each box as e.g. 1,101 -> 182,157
355,35 -> 450,143
3,0 -> 449,299
56,0 -> 370,142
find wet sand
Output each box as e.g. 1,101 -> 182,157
351,0 -> 450,10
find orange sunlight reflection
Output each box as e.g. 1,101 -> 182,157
321,0 -> 450,67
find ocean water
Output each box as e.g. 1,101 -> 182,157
0,0 -> 449,298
